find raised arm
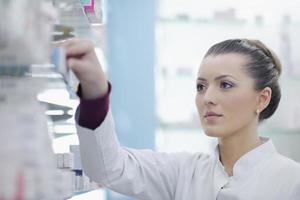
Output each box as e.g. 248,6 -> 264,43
63,38 -> 191,200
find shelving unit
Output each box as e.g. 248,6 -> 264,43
0,0 -> 104,199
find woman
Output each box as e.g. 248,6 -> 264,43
64,38 -> 300,199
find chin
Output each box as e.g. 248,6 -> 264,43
203,126 -> 224,138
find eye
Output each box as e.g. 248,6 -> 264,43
220,81 -> 234,89
196,83 -> 206,93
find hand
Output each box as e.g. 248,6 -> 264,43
62,38 -> 108,99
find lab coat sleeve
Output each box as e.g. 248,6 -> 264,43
75,108 -> 189,200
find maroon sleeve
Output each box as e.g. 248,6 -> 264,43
77,82 -> 112,130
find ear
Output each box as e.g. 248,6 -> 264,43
257,87 -> 272,112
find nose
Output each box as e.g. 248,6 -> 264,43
203,86 -> 217,106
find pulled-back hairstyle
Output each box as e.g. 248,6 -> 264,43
204,39 -> 282,122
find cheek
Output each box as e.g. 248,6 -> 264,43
195,94 -> 205,122
195,94 -> 203,113
195,94 -> 210,129
224,92 -> 256,119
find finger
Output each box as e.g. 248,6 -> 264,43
63,39 -> 94,57
66,57 -> 86,76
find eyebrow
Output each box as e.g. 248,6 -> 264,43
197,75 -> 237,82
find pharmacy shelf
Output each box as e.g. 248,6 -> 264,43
49,1 -> 107,198
52,0 -> 92,39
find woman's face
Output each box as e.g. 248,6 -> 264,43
195,53 -> 262,138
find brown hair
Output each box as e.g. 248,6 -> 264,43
204,39 -> 282,122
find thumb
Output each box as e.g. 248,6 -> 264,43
67,57 -> 86,80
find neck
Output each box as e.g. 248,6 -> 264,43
218,121 -> 262,177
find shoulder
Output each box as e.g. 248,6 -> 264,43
273,154 -> 300,171
269,153 -> 300,181
259,153 -> 300,196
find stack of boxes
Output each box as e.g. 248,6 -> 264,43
55,145 -> 99,194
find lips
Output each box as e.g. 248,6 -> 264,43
204,111 -> 223,118
204,112 -> 223,124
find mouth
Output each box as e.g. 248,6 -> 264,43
204,111 -> 223,118
203,112 -> 223,123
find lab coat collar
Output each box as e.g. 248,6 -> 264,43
214,137 -> 277,180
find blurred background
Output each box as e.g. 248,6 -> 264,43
1,0 -> 300,199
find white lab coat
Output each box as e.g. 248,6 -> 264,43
76,109 -> 300,200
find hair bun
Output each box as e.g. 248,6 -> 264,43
245,39 -> 282,77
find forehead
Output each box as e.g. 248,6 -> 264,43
198,53 -> 249,80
